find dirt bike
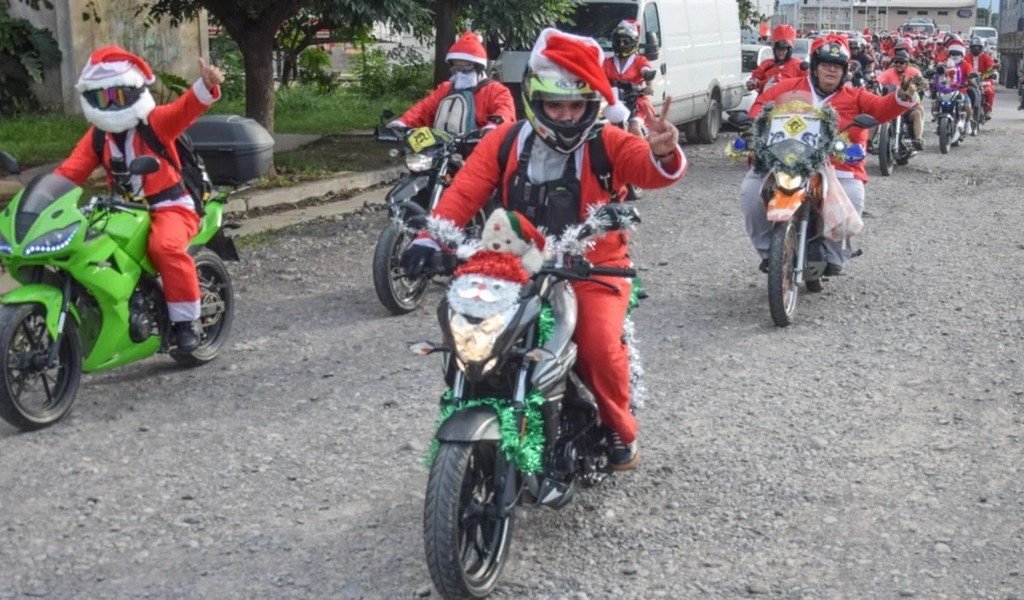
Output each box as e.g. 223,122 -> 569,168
609,77 -> 655,202
413,204 -> 643,599
729,102 -> 876,327
371,111 -> 487,315
0,151 -> 238,431
876,85 -> 919,176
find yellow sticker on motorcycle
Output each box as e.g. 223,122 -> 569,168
783,115 -> 807,136
408,127 -> 436,153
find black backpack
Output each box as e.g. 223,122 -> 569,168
496,121 -> 615,199
92,124 -> 213,215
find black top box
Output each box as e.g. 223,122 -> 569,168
186,115 -> 275,186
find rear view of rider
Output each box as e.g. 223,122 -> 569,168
54,46 -> 223,352
602,19 -> 655,137
747,24 -> 803,94
739,35 -> 919,276
966,37 -> 996,121
388,32 -> 515,136
939,39 -> 977,126
402,28 -> 688,471
877,48 -> 926,150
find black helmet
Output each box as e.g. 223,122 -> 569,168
969,36 -> 984,55
611,22 -> 640,58
892,49 -> 910,63
809,37 -> 850,90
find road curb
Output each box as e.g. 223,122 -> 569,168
224,166 -> 405,215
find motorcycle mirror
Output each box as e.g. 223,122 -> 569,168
849,114 -> 878,130
643,70 -> 657,82
129,156 -> 161,175
800,60 -> 810,71
488,115 -> 504,125
0,151 -> 21,176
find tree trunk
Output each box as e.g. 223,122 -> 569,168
238,32 -> 277,132
433,1 -> 462,86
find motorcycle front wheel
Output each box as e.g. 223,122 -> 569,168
768,219 -> 800,327
172,249 -> 234,367
938,118 -> 951,154
0,303 -> 82,430
424,441 -> 514,599
372,221 -> 427,315
878,121 -> 896,176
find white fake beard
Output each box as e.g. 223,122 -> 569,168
451,71 -> 479,91
80,88 -> 156,133
951,55 -> 963,65
447,274 -> 521,319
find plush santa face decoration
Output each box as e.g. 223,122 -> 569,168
447,210 -> 547,319
76,45 -> 157,133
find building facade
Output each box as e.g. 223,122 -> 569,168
777,0 -> 976,36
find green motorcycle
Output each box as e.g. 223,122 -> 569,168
0,151 -> 238,431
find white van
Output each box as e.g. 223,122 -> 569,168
491,0 -> 745,144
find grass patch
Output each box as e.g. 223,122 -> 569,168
0,114 -> 90,168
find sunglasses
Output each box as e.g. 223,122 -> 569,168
893,60 -> 908,65
83,87 -> 143,110
449,64 -> 477,74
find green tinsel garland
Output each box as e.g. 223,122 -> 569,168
424,304 -> 556,475
629,276 -> 645,314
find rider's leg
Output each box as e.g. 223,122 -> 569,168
822,178 -> 865,270
983,83 -> 995,115
910,108 -> 924,149
740,169 -> 771,267
148,205 -> 202,350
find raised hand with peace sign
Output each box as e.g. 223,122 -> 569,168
643,96 -> 681,163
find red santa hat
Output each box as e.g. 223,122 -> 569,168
75,45 -> 156,92
615,19 -> 641,39
529,28 -> 631,125
504,210 -> 545,251
446,32 -> 488,68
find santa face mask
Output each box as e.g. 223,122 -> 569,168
451,71 -> 480,91
80,85 -> 156,133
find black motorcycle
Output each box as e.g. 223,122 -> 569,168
610,74 -> 655,201
414,205 -> 643,599
876,85 -> 919,176
371,112 -> 487,315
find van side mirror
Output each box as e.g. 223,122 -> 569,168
643,32 -> 660,61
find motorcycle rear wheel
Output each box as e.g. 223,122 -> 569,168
938,119 -> 951,154
425,441 -> 514,600
768,219 -> 800,327
172,249 -> 234,367
878,122 -> 896,176
0,304 -> 82,430
372,221 -> 427,315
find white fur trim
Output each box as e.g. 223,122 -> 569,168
520,247 -> 544,274
895,89 -> 918,108
446,52 -> 487,67
192,78 -> 216,105
604,101 -> 631,124
410,237 -> 441,251
650,146 -> 687,179
168,300 -> 200,322
76,60 -> 151,92
80,88 -> 156,134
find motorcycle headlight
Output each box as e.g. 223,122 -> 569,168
405,152 -> 434,173
0,230 -> 11,254
449,306 -> 515,366
23,223 -> 80,256
775,172 -> 804,193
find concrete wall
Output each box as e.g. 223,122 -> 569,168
9,0 -> 207,114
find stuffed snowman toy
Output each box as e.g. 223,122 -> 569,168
447,210 -> 546,319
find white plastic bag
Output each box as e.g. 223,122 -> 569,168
821,166 -> 863,242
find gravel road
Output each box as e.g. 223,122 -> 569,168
0,88 -> 1021,600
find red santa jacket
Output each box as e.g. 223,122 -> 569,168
602,54 -> 653,84
966,52 -> 995,78
394,80 -> 515,130
56,79 -> 219,209
750,76 -> 914,183
749,57 -> 805,93
431,121 -> 687,265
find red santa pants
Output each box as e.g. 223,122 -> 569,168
572,270 -> 636,444
148,205 -> 201,323
982,80 -> 995,113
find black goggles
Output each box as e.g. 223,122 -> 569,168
83,86 -> 144,110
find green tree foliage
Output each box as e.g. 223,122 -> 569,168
143,0 -> 419,131
0,0 -> 61,115
737,0 -> 765,31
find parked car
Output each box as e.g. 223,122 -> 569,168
725,44 -> 772,125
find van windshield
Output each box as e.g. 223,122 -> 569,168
559,3 -> 637,50
972,28 -> 997,40
901,23 -> 935,35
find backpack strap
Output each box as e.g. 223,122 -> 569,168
496,120 -> 528,177
134,122 -> 177,170
91,127 -> 105,160
586,125 -> 615,198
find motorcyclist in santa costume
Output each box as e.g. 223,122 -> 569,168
401,28 -> 688,471
740,35 -> 919,276
54,46 -> 223,351
748,24 -> 804,94
965,36 -> 996,121
602,19 -> 656,137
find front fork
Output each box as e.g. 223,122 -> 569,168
794,206 -> 810,287
45,275 -> 73,367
